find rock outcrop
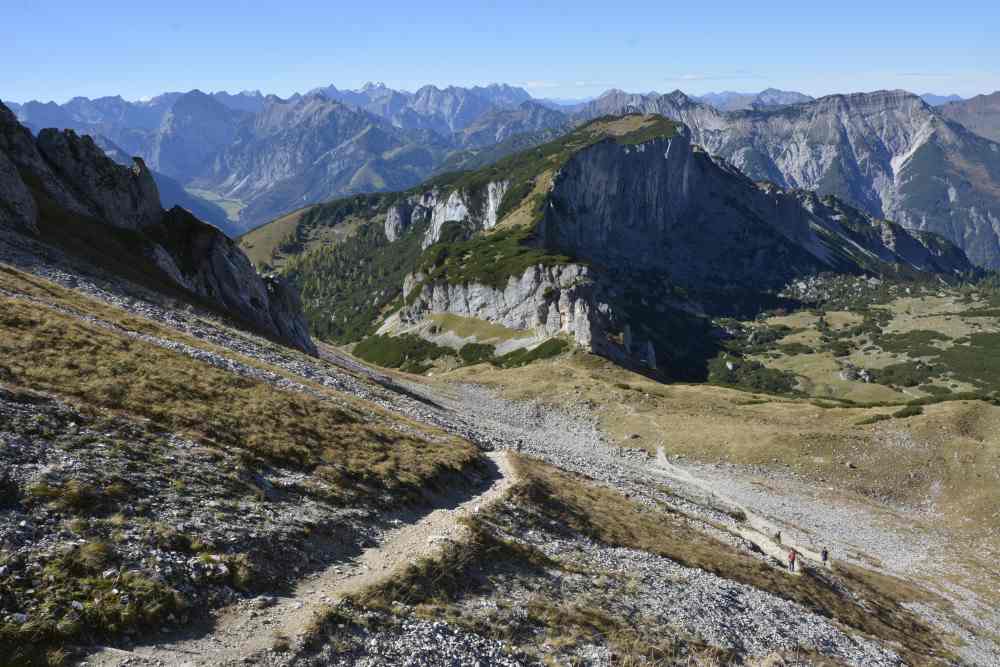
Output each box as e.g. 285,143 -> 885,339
398,263 -> 640,363
0,102 -> 317,355
382,180 -> 509,248
36,128 -> 162,229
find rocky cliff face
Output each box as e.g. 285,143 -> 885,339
576,90 -> 1000,268
382,179 -> 510,248
0,148 -> 37,234
35,129 -> 163,230
539,126 -> 972,286
0,102 -> 316,355
397,263 -> 647,364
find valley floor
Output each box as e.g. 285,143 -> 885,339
1,225 -> 998,665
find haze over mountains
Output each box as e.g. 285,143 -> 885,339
7,83 -> 1000,267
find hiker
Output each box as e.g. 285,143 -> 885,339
774,530 -> 782,545
821,548 -> 829,568
516,439 -> 523,453
788,549 -> 797,572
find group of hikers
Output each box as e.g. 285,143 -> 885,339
773,530 -> 830,572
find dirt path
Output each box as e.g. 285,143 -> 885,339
86,451 -> 516,667
653,447 -> 826,574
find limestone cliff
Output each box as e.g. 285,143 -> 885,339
397,263 -> 638,361
383,179 -> 509,248
0,102 -> 317,355
539,127 -> 973,287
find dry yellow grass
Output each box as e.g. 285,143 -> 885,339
760,350 -> 906,402
0,267 -> 481,505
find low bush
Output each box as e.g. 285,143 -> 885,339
707,357 -> 798,395
892,405 -> 924,419
458,343 -> 496,365
353,335 -> 453,374
493,339 -> 568,368
871,361 -> 937,388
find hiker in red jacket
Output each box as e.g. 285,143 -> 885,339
788,549 -> 797,572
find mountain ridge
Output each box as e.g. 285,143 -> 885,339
0,102 -> 316,354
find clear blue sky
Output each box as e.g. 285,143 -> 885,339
3,0 -> 998,103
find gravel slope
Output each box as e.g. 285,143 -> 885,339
1,227 -> 988,664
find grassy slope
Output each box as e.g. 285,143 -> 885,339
444,345 -> 1000,545
0,265 -> 482,664
0,266 -> 477,498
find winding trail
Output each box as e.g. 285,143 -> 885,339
87,452 -> 516,667
654,447 -> 827,574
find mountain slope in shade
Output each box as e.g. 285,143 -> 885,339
939,91 -> 1000,142
455,100 -> 569,148
0,102 -> 316,353
575,89 -> 1000,267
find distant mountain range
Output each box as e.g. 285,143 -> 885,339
921,93 -> 965,106
695,88 -> 814,111
4,83 -> 1000,266
939,91 -> 1000,142
3,83 -> 571,234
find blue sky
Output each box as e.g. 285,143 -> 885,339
3,0 -> 998,103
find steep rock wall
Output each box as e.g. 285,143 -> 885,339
382,180 -> 509,248
397,263 -> 654,366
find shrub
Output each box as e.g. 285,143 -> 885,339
893,405 -> 924,419
458,343 -> 496,365
871,362 -> 937,387
353,335 -> 453,373
493,339 -> 568,368
707,357 -> 798,395
779,342 -> 814,356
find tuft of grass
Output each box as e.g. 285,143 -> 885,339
1,539 -> 188,666
26,479 -> 127,516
